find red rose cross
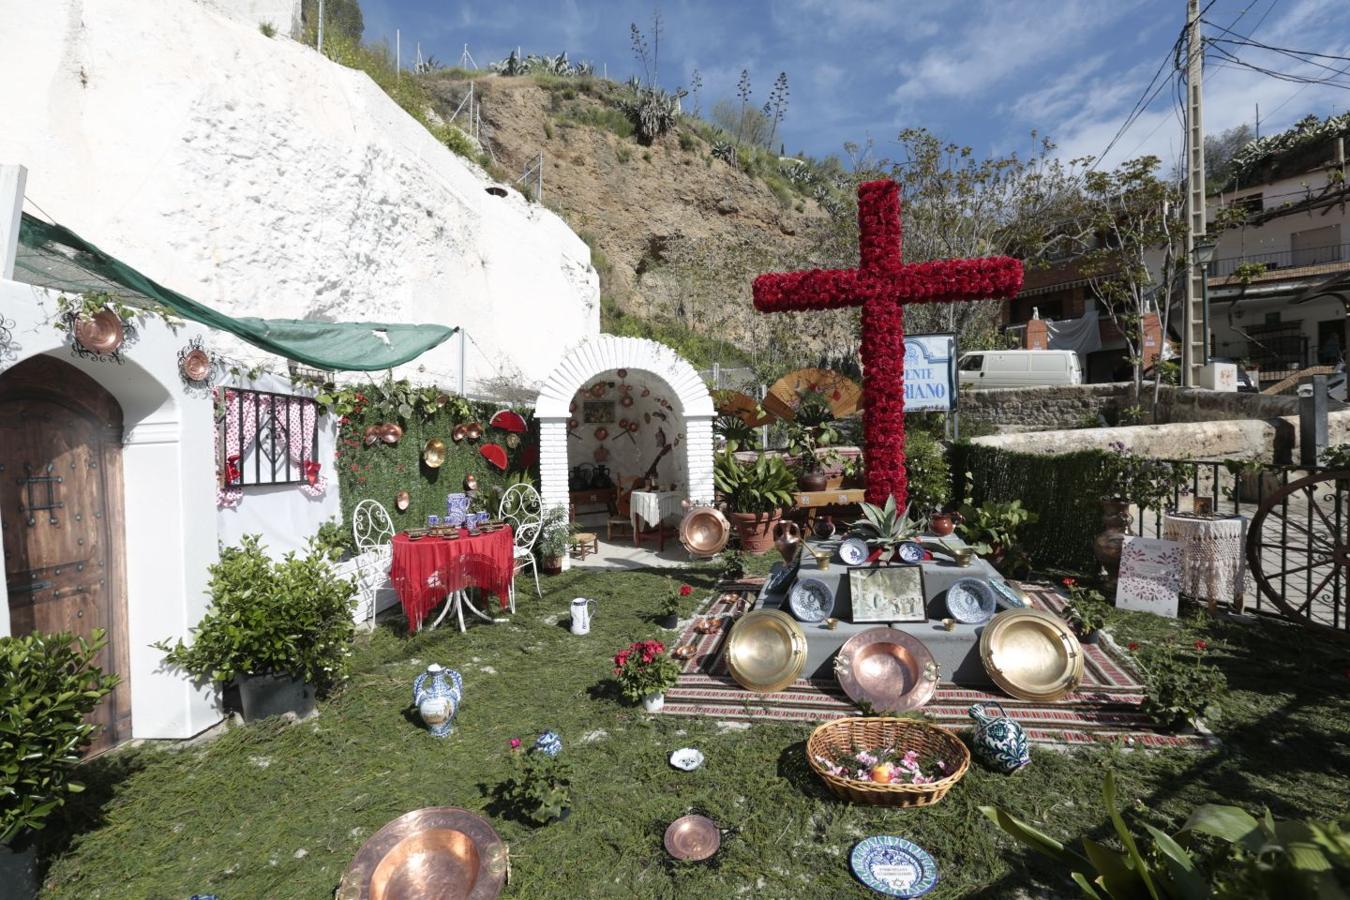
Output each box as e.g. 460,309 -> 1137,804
753,180 -> 1023,508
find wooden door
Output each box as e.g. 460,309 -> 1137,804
1,355 -> 131,754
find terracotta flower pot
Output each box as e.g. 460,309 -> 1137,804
729,510 -> 781,555
1093,499 -> 1133,580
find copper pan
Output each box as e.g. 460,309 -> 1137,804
395,490 -> 411,512
726,609 -> 807,693
381,423 -> 403,445
180,347 -> 212,382
663,815 -> 721,862
364,426 -> 383,446
979,609 -> 1083,702
422,438 -> 447,469
833,627 -> 939,714
679,506 -> 731,558
73,309 -> 125,355
337,807 -> 507,900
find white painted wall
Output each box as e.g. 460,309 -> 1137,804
0,0 -> 599,395
0,280 -> 219,740
566,369 -> 690,496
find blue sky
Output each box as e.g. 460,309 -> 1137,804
361,0 -> 1349,171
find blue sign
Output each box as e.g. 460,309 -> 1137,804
903,333 -> 957,412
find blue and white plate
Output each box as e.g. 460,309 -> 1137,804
946,577 -> 997,625
787,577 -> 834,624
850,836 -> 939,897
990,578 -> 1029,609
895,541 -> 926,565
838,536 -> 871,567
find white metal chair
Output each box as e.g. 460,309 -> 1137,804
351,499 -> 396,625
499,482 -> 543,613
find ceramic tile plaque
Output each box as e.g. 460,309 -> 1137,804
1116,536 -> 1182,617
849,565 -> 926,622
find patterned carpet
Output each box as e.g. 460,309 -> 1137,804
658,580 -> 1209,749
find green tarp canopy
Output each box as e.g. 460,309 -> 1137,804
14,213 -> 457,371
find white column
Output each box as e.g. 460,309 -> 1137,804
0,163 -> 28,281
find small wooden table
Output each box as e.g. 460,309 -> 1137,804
570,531 -> 599,560
569,487 -> 616,523
791,488 -> 866,535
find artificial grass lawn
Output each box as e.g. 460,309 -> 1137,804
38,562 -> 1350,899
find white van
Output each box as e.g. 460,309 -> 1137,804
958,350 -> 1082,389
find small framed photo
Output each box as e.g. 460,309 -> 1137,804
582,400 -> 615,424
849,565 -> 926,622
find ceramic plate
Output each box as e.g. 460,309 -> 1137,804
669,747 -> 705,771
787,577 -> 835,624
946,578 -> 997,625
990,578 -> 1029,609
850,836 -> 939,897
838,536 -> 871,566
895,541 -> 926,565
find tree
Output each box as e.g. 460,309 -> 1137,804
1205,123 -> 1255,189
1076,156 -> 1185,404
301,0 -> 363,43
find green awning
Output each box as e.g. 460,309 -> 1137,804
14,213 -> 457,371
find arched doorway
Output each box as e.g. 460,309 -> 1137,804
0,355 -> 131,754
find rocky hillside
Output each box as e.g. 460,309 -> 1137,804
423,73 -> 860,372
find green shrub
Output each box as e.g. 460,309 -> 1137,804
1131,639 -> 1227,729
312,518 -> 354,561
496,745 -> 573,824
154,535 -> 355,692
615,144 -> 632,164
1,630 -> 119,844
904,430 -> 951,514
957,499 -> 1038,575
678,131 -> 698,152
561,104 -> 634,139
258,21 -> 277,38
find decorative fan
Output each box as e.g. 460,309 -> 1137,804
480,444 -> 508,471
489,409 -> 528,433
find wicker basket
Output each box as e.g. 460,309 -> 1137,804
806,717 -> 970,808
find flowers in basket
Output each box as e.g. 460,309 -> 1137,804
613,639 -> 681,703
814,744 -> 950,786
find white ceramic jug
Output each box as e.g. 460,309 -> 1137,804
570,597 -> 596,635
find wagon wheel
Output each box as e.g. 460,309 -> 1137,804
1246,468 -> 1350,634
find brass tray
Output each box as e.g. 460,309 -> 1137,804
833,627 -> 939,714
680,506 -> 731,558
337,807 -> 507,900
726,609 -> 808,693
979,609 -> 1083,702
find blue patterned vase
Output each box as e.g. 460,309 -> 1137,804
413,664 -> 463,737
969,702 -> 1030,773
534,730 -> 562,757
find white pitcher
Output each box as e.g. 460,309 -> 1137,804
570,597 -> 596,635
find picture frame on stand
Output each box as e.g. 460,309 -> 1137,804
848,566 -> 926,623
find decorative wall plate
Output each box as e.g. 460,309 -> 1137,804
989,579 -> 1029,609
787,577 -> 834,624
895,541 -> 926,566
180,348 -> 212,383
422,438 -> 446,469
838,536 -> 870,566
979,609 -> 1083,702
945,578 -> 996,624
73,309 -> 126,355
664,815 -> 720,862
849,836 -> 938,897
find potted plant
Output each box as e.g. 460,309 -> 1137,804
1060,578 -> 1110,644
1,630 -> 119,899
659,581 -> 693,629
536,506 -> 573,574
613,639 -> 681,711
713,449 -> 797,554
498,735 -> 573,825
956,500 -> 1039,575
783,398 -> 840,492
1095,444 -> 1192,579
154,535 -> 356,722
849,495 -> 922,561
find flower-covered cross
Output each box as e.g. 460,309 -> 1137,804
753,180 -> 1023,507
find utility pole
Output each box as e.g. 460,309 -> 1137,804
1182,0 -> 1208,387
316,0 -> 324,53
1255,102 -> 1260,139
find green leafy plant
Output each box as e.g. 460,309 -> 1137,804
850,495 -> 920,553
54,290 -> 173,329
311,518 -> 354,562
718,548 -> 747,582
153,535 -> 355,692
498,743 -> 573,825
612,639 -> 680,702
957,499 -> 1039,575
535,505 -> 573,563
713,449 -> 796,514
1,630 -> 120,845
258,20 -> 277,37
904,430 -> 952,515
1060,578 -> 1110,637
714,413 -> 758,452
1102,443 -> 1194,511
982,770 -> 1350,898
1130,639 -> 1227,730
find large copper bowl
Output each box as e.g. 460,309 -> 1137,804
422,438 -> 447,469
180,347 -> 212,383
833,627 -> 939,714
979,609 -> 1083,702
726,609 -> 807,693
679,506 -> 731,557
663,815 -> 721,861
337,807 -> 507,900
73,309 -> 125,355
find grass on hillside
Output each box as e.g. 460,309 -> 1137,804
35,562 -> 1350,899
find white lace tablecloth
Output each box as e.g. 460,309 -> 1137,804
631,490 -> 682,530
1162,513 -> 1247,608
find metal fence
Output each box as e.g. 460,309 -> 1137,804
1206,242 -> 1350,278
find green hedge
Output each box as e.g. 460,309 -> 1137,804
950,443 -> 1115,573
336,397 -> 539,533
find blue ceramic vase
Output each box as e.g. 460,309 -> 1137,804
413,664 -> 463,737
969,702 -> 1030,773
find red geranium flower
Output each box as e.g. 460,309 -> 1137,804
509,738 -> 521,750
1128,642 -> 1139,651
679,584 -> 693,597
1194,640 -> 1208,651
1062,577 -> 1076,587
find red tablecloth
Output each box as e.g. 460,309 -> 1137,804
389,527 -> 515,631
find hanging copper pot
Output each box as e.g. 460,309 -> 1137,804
422,438 -> 446,468
463,474 -> 478,492
381,422 -> 403,444
465,422 -> 483,442
73,309 -> 125,355
452,424 -> 468,442
363,425 -> 382,446
395,490 -> 411,511
180,347 -> 212,383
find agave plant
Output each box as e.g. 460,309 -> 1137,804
849,495 -> 920,551
711,140 -> 737,165
619,88 -> 684,144
490,49 -> 527,76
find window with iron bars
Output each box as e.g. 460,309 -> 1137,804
216,387 -> 320,487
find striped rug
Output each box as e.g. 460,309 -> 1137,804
658,581 -> 1209,749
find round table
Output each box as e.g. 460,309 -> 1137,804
1161,513 -> 1247,612
389,526 -> 515,632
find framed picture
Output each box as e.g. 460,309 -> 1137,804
1116,536 -> 1182,618
582,400 -> 615,424
849,566 -> 926,623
